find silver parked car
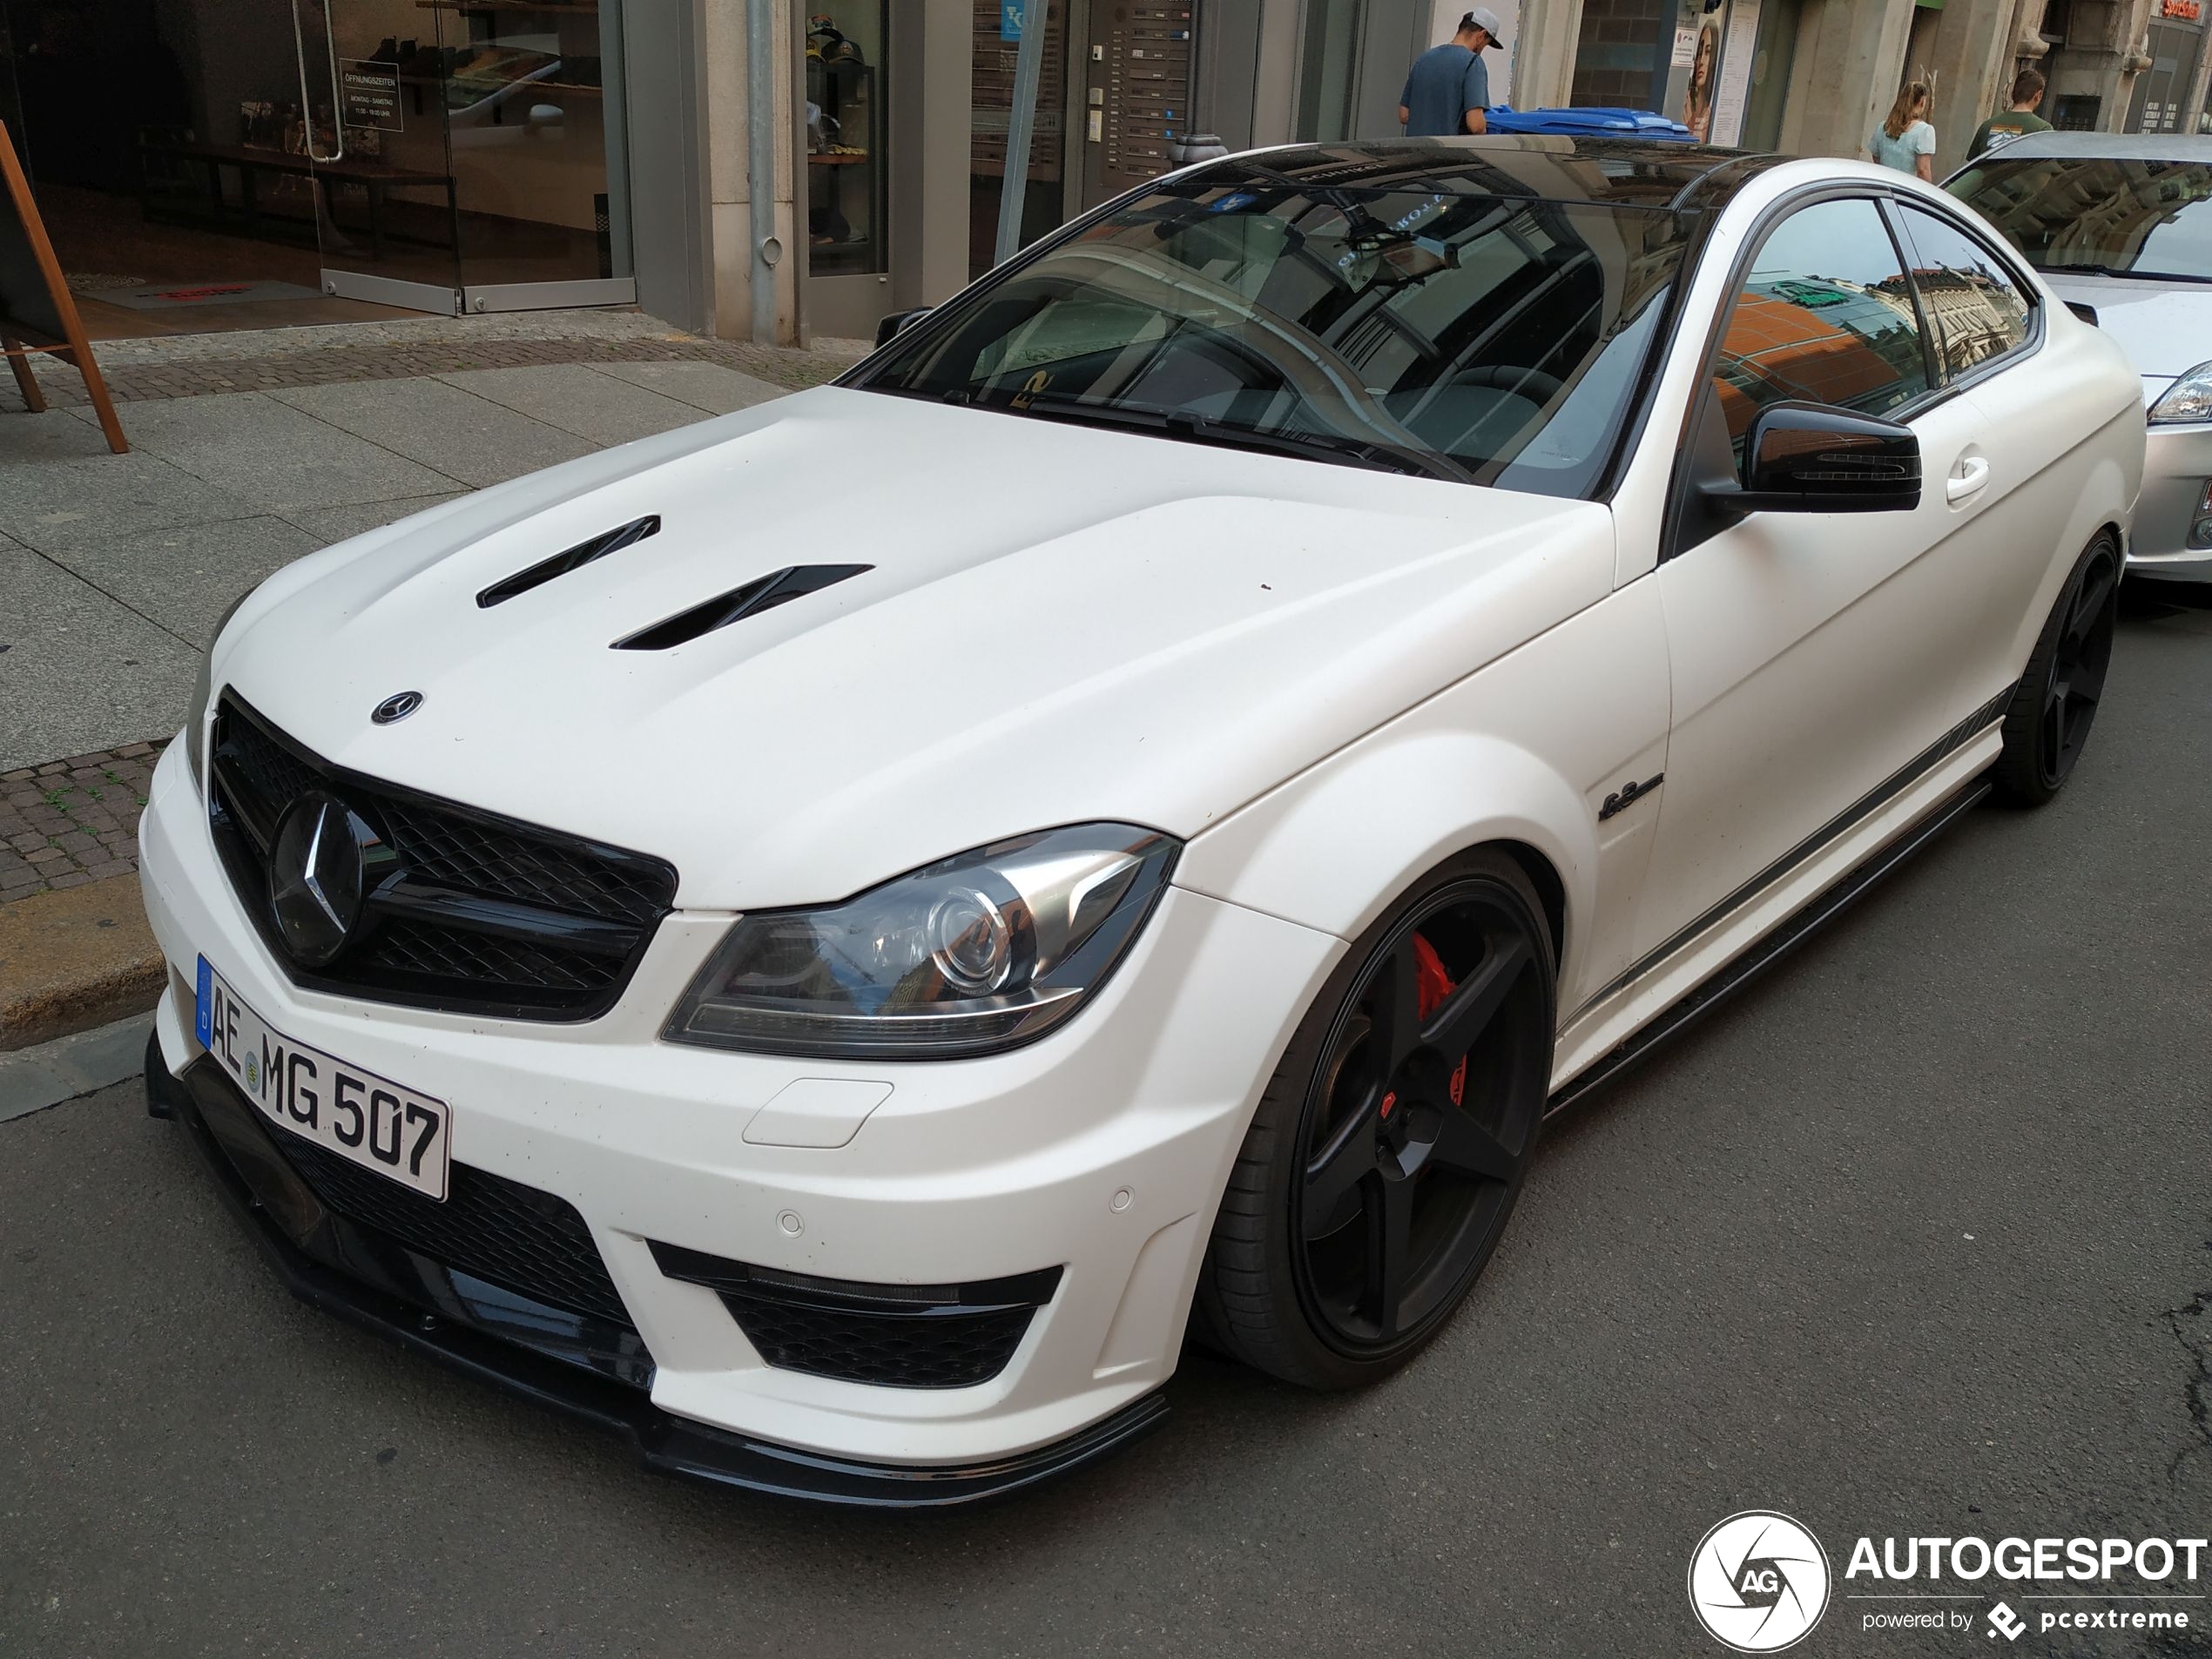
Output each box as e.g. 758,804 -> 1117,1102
1949,132 -> 2212,586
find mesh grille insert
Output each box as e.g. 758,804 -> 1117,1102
720,1296 -> 1038,1390
271,1130 -> 631,1325
208,694 -> 677,1021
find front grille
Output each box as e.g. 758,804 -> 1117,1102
272,1130 -> 631,1325
723,1296 -> 1038,1390
208,693 -> 678,1020
648,1242 -> 1060,1390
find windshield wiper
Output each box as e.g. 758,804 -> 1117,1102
1006,395 -> 1474,483
2039,260 -> 2212,285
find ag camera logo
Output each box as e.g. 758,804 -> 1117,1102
1689,1511 -> 1832,1652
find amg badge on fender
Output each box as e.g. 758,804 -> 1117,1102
1599,773 -> 1664,822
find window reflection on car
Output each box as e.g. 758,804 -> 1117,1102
858,178 -> 1695,499
1947,156 -> 2212,282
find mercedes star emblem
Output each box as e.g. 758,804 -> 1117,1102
267,792 -> 368,967
371,691 -> 424,725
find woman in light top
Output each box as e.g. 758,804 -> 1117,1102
1870,81 -> 1937,181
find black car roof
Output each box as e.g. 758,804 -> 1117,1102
1190,137 -> 1790,212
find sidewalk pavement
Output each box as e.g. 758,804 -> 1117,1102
0,309 -> 863,1055
3,310 -> 863,773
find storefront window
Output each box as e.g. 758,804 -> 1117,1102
807,3 -> 888,277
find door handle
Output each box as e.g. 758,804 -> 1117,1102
1946,455 -> 1991,503
289,0 -> 347,164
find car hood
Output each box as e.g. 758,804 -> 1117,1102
219,388 -> 1612,910
2037,271 -> 2212,387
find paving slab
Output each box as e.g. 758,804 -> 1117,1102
587,360 -> 791,415
278,491 -> 473,549
40,515 -> 322,644
271,378 -> 596,488
0,540 -> 196,772
0,412 -> 257,554
438,364 -> 712,445
71,392 -> 457,512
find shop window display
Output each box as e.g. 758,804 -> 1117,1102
807,5 -> 886,278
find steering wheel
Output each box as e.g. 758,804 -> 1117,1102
1451,364 -> 1566,402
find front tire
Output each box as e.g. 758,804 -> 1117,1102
1992,532 -> 2119,807
1195,850 -> 1555,1390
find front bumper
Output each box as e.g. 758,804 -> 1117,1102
148,1042 -> 1169,1504
2130,421 -> 2212,583
136,740 -> 1339,1480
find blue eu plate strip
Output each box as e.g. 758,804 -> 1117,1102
194,954 -> 212,1048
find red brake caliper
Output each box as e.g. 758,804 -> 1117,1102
1411,934 -> 1467,1108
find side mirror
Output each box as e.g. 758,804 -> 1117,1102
873,307 -> 931,348
1713,401 -> 1921,515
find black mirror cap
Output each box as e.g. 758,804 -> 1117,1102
1720,400 -> 1922,515
2065,299 -> 2100,327
873,307 -> 931,348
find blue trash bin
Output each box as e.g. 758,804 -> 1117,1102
1479,106 -> 1697,142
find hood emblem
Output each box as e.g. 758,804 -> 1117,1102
268,792 -> 368,968
371,691 -> 424,725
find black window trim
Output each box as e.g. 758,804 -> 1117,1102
1658,181 -> 2046,565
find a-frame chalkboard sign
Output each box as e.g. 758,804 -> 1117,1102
1,119 -> 126,454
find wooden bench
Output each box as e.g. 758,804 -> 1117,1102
138,139 -> 458,263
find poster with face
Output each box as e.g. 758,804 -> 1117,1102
1679,10 -> 1723,142
1662,0 -> 1761,145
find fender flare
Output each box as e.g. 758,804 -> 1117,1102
1175,727 -> 1596,984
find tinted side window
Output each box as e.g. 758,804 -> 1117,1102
1710,197 -> 1931,457
1895,206 -> 2033,381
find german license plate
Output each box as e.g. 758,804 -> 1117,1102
195,955 -> 452,1201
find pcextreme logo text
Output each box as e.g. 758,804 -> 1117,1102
1692,1518 -> 2210,1649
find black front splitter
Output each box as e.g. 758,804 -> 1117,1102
150,1042 -> 1169,1507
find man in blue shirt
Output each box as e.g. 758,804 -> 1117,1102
1399,8 -> 1503,136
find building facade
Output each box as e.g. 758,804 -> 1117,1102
1,0 -> 2194,349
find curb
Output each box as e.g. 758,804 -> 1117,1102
0,873 -> 165,1051
0,1012 -> 155,1122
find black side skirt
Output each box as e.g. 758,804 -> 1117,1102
152,1046 -> 1168,1507
1547,691 -> 2009,1116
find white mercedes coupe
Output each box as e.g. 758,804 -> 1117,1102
140,137 -> 2142,1505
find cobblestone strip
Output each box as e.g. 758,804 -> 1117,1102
2,334 -> 863,409
0,741 -> 171,906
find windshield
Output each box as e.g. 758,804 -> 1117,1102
854,179 -> 1695,499
1946,156 -> 2212,280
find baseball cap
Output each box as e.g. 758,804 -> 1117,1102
1461,6 -> 1504,44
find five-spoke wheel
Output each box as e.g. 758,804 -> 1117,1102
1995,532 -> 2121,806
1197,850 -> 1554,1387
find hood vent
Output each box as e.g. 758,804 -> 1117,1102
476,515 -> 661,609
611,563 -> 873,651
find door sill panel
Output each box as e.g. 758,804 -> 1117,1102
321,270 -> 461,315
1548,723 -> 2003,1111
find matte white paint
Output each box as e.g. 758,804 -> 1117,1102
141,157 -> 2144,1470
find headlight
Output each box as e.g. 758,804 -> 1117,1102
664,823 -> 1179,1059
184,592 -> 252,799
2149,361 -> 2212,425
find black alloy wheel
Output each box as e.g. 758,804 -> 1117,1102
1993,534 -> 2121,806
1195,850 -> 1554,1389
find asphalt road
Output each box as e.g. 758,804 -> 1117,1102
4,596 -> 2210,1659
